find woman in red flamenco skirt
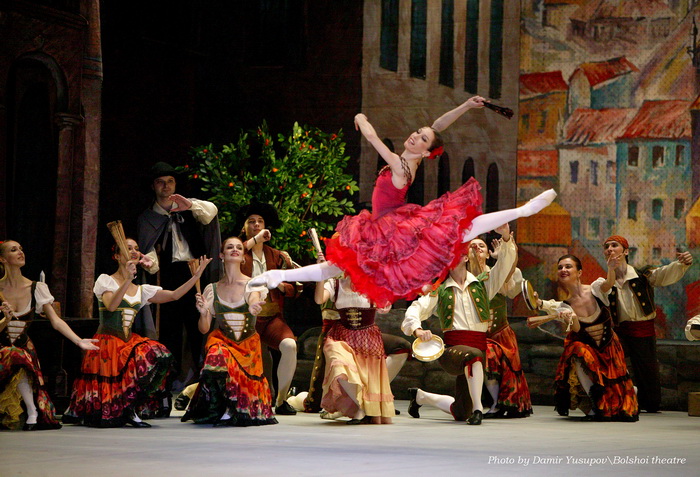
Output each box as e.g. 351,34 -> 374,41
250,97 -> 556,306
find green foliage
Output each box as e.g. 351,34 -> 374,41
183,122 -> 358,261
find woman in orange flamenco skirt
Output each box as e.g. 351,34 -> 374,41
63,238 -> 210,428
250,97 -> 556,306
540,254 -> 638,422
182,237 -> 277,427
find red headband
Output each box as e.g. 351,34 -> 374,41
428,146 -> 444,160
604,235 -> 629,249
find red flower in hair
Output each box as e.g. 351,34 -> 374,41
428,146 -> 444,160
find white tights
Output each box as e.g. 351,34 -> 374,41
287,353 -> 407,413
17,372 -> 38,425
249,190 -> 556,288
339,378 -> 364,420
416,362 -> 485,415
276,338 -> 297,406
385,353 -> 408,382
486,379 -> 500,413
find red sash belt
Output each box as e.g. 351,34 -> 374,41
616,319 -> 655,338
444,330 -> 487,352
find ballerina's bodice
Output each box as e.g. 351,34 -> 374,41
212,284 -> 257,343
0,282 -> 38,347
371,168 -> 409,218
96,288 -> 143,342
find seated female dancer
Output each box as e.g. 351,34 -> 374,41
0,240 -> 99,430
314,273 -> 395,424
538,254 -> 638,421
182,236 -> 277,427
250,98 -> 556,306
63,238 -> 210,428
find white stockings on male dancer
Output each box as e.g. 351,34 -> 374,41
250,190 -> 556,288
415,362 -> 485,416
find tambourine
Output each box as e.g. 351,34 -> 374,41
521,280 -> 539,311
412,335 -> 445,362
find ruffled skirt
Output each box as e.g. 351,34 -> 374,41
0,340 -> 61,430
486,326 -> 532,416
325,178 -> 482,306
321,323 -> 395,419
63,333 -> 173,427
184,329 -> 277,426
554,332 -> 639,421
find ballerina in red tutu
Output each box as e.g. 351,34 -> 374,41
250,98 -> 556,306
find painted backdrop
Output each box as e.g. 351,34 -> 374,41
518,0 -> 700,339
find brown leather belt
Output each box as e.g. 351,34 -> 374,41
338,307 -> 376,330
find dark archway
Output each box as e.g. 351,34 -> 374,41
462,156 -> 475,183
485,162 -> 499,213
5,58 -> 62,280
437,151 -> 450,196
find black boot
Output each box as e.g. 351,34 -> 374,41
467,410 -> 483,425
407,388 -> 421,418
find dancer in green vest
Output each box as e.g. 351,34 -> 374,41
401,223 -> 515,425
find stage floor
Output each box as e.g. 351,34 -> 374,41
3,402 -> 698,477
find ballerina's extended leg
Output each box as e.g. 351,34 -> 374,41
250,190 -> 556,290
463,189 -> 556,242
249,261 -> 342,289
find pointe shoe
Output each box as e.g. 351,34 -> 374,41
125,416 -> 152,428
23,421 -> 61,431
249,270 -> 284,289
347,415 -> 372,425
518,189 -> 557,218
467,410 -> 483,425
407,388 -> 421,419
320,410 -> 343,420
483,409 -> 505,419
275,401 -> 297,415
213,417 -> 238,427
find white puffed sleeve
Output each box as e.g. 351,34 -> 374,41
140,284 -> 164,306
93,274 -> 118,298
590,280 -> 610,306
34,282 -> 55,310
244,282 -> 269,306
202,283 -> 216,315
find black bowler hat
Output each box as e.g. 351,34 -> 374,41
149,162 -> 181,183
236,201 -> 281,231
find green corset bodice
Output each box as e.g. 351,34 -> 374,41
96,290 -> 142,342
212,284 -> 257,343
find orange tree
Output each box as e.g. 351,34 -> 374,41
182,121 -> 358,261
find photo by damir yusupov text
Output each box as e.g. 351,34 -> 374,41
488,455 -> 688,467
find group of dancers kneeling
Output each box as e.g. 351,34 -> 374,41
3,96 -> 691,430
5,228 -> 690,430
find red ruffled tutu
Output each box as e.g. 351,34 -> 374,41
326,176 -> 482,306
